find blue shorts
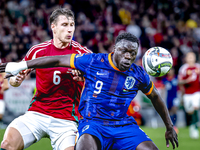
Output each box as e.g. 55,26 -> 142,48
78,120 -> 152,150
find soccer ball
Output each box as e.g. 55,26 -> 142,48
142,47 -> 173,77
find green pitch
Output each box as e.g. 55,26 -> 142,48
0,127 -> 200,150
142,127 -> 200,150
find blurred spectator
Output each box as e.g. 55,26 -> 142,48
127,100 -> 144,126
0,0 -> 199,78
178,52 -> 200,139
162,67 -> 180,133
126,21 -> 142,38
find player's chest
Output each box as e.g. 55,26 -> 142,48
185,68 -> 200,77
89,68 -> 139,94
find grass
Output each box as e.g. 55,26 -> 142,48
0,129 -> 51,150
0,127 -> 200,150
142,127 -> 200,150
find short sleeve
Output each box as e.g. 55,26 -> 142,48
138,67 -> 154,95
70,53 -> 94,73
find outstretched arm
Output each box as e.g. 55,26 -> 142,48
147,85 -> 178,149
0,54 -> 72,76
26,54 -> 72,68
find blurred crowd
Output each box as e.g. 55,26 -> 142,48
0,0 -> 200,76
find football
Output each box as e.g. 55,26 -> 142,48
142,47 -> 173,77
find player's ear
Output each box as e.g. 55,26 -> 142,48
112,45 -> 116,52
51,23 -> 56,34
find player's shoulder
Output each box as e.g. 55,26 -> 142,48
90,53 -> 109,61
179,63 -> 189,72
130,63 -> 149,80
178,63 -> 190,77
71,40 -> 92,54
131,63 -> 146,74
77,52 -> 107,60
195,63 -> 200,68
26,40 -> 52,59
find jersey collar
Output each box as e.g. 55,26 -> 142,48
108,52 -> 125,72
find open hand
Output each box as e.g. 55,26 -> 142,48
165,127 -> 178,149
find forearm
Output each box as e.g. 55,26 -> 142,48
148,87 -> 173,129
3,55 -> 72,76
27,55 -> 71,69
178,79 -> 188,85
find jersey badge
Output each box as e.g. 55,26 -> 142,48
124,76 -> 135,90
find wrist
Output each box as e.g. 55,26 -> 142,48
5,61 -> 28,75
166,124 -> 173,130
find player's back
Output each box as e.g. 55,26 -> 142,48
24,40 -> 92,122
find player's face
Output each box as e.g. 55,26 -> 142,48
52,15 -> 75,44
113,40 -> 138,71
186,52 -> 196,64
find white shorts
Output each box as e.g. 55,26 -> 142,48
183,92 -> 200,113
0,100 -> 5,114
8,111 -> 78,150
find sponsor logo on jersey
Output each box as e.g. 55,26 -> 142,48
97,72 -> 106,75
124,76 -> 135,89
96,70 -> 109,77
82,125 -> 90,132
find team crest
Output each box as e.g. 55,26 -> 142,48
124,76 -> 135,89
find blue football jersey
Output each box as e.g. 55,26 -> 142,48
70,53 -> 153,125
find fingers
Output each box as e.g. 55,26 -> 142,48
166,139 -> 169,148
166,134 -> 178,149
72,69 -> 81,76
24,69 -> 31,75
174,135 -> 179,148
169,139 -> 175,149
72,69 -> 84,81
17,71 -> 26,80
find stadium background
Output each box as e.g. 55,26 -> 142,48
0,0 -> 200,149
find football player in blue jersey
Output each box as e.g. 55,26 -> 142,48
1,32 -> 178,150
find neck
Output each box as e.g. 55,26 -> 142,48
167,74 -> 174,80
53,38 -> 69,49
188,62 -> 195,67
111,53 -> 117,68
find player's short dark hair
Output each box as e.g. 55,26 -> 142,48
49,8 -> 75,25
115,32 -> 139,46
